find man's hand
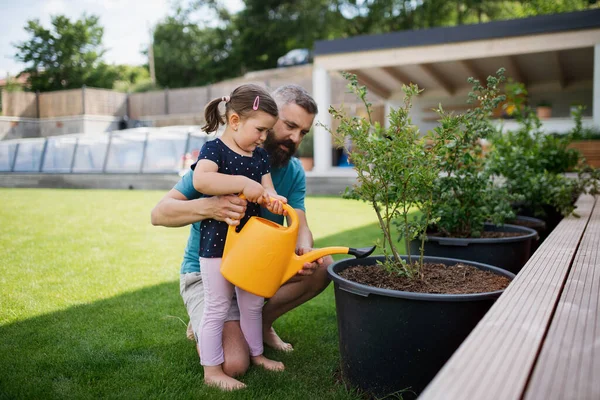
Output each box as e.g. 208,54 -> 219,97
208,194 -> 247,226
295,247 -> 327,276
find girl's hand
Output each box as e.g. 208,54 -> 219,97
242,179 -> 266,203
264,191 -> 287,215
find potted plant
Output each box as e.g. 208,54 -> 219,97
567,105 -> 600,168
536,100 -> 552,119
296,128 -> 314,171
408,70 -> 538,274
325,73 -> 515,398
488,83 -> 591,234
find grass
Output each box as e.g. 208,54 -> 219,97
0,188 -> 402,400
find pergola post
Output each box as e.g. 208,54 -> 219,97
594,43 -> 600,128
313,65 -> 332,172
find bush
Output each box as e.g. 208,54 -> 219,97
430,69 -> 517,238
487,82 -> 592,218
566,105 -> 600,141
327,73 -> 449,277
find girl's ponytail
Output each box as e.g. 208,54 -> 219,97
201,85 -> 277,133
202,97 -> 226,133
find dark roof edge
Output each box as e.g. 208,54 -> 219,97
314,9 -> 600,56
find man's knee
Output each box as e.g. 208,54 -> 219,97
305,259 -> 332,294
222,356 -> 249,377
222,321 -> 250,377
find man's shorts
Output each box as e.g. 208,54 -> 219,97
179,272 -> 240,337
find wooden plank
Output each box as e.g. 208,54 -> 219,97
524,195 -> 599,400
554,51 -> 567,89
418,63 -> 455,96
381,66 -> 423,88
419,195 -> 596,400
507,55 -> 527,86
459,59 -> 487,86
347,69 -> 391,99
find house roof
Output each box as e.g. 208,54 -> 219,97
315,9 -> 600,56
313,9 -> 600,99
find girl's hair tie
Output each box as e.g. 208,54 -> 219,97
253,95 -> 260,110
222,96 -> 230,103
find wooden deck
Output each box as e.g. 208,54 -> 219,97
419,194 -> 599,400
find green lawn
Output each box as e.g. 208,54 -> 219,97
0,188 -> 398,400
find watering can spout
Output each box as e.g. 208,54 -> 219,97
348,246 -> 377,258
283,245 -> 376,284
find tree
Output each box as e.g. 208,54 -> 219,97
111,65 -> 155,92
231,0 -> 345,72
152,9 -> 237,88
13,14 -> 119,92
152,0 -> 345,84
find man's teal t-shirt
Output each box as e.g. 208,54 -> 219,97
176,157 -> 306,273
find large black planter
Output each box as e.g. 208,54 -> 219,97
513,203 -> 563,233
328,256 -> 514,399
409,223 -> 537,274
508,216 -> 547,251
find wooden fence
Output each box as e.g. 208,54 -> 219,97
2,91 -> 38,118
2,65 -> 383,120
2,87 -> 127,118
84,88 -> 127,117
38,89 -> 83,118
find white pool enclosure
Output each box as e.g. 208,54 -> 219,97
0,127 -> 212,174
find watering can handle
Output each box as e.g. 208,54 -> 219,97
236,194 -> 298,231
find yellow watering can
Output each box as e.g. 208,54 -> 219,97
221,196 -> 375,298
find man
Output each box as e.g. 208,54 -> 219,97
151,84 -> 333,378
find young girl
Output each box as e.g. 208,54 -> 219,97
191,84 -> 287,391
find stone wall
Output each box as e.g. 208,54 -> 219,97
0,115 -> 123,140
0,171 -> 357,194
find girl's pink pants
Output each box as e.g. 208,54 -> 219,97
199,257 -> 264,366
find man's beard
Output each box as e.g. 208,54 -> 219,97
263,133 -> 297,168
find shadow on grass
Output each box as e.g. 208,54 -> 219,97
1,223 -> 395,400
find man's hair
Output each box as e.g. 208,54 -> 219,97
271,84 -> 318,115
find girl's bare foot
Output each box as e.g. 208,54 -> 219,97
263,326 -> 293,352
251,354 -> 285,371
204,365 -> 246,391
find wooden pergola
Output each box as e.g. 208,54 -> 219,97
312,9 -> 600,172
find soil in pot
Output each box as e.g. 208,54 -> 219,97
339,262 -> 511,294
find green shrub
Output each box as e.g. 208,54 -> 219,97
487,82 -> 592,218
430,69 -> 517,238
327,73 -> 449,277
567,105 -> 600,141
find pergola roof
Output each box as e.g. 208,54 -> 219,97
313,9 -> 600,98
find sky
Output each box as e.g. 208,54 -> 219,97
0,0 -> 244,78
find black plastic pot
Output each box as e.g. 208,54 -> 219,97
409,223 -> 537,274
507,216 -> 547,251
512,203 -> 564,234
328,256 -> 514,399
